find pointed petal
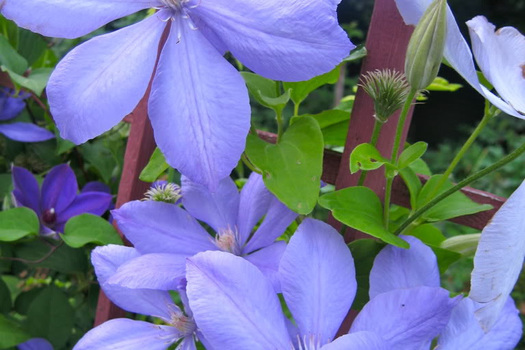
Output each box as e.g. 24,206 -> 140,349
148,18 -> 250,190
181,176 -> 239,233
279,219 -> 356,344
243,196 -> 297,253
1,0 -> 158,39
321,332 -> 388,350
91,245 -> 174,319
245,241 -> 286,293
74,318 -> 179,350
438,297 -> 522,350
48,14 -> 166,144
236,172 -> 273,246
192,0 -> 353,81
40,164 -> 78,213
55,192 -> 112,226
351,286 -> 458,350
11,166 -> 40,214
17,338 -> 53,350
369,235 -> 440,299
469,180 -> 525,330
109,253 -> 187,291
186,251 -> 290,349
112,200 -> 216,255
394,0 -> 523,118
81,181 -> 111,194
467,16 -> 525,115
0,123 -> 54,142
0,89 -> 26,121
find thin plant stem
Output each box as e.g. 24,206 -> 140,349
393,140 -> 525,235
358,120 -> 384,186
276,109 -> 284,142
293,102 -> 300,117
241,153 -> 262,174
383,89 -> 417,226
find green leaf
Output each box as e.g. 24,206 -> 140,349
26,285 -> 74,348
55,133 -> 76,155
349,143 -> 390,174
426,76 -> 462,92
318,187 -> 409,248
245,116 -> 323,214
139,147 -> 169,182
302,109 -> 350,147
409,158 -> 432,176
0,208 -> 40,242
62,214 -> 122,248
81,141 -> 117,183
0,35 -> 27,75
256,88 -> 290,114
416,175 -> 493,221
283,65 -> 341,105
398,142 -> 428,170
0,314 -> 31,348
241,72 -> 279,105
0,278 -> 12,314
440,233 -> 481,257
399,167 -> 422,210
348,239 -> 384,310
15,240 -> 88,273
15,288 -> 44,315
17,29 -> 48,67
6,67 -> 53,96
342,44 -> 367,62
0,173 -> 12,199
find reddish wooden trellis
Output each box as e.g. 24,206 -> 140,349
93,0 -> 506,328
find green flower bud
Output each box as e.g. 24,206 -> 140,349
405,0 -> 448,90
441,233 -> 481,257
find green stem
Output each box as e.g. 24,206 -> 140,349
241,153 -> 262,174
431,108 -> 495,195
358,120 -> 384,186
293,102 -> 300,117
383,89 -> 417,226
394,140 -> 525,235
276,109 -> 284,142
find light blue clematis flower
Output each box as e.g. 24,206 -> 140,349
370,235 -> 523,349
394,0 -> 525,118
1,0 -> 353,189
0,88 -> 54,142
185,219 -> 459,349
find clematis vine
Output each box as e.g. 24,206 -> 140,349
370,235 -> 522,349
394,0 -> 525,118
1,0 -> 353,189
185,219 -> 459,349
11,164 -> 113,236
108,172 -> 297,292
0,88 -> 54,142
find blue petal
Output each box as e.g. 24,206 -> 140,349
148,18 -> 250,190
351,286 -> 459,350
108,253 -> 187,291
279,219 -> 356,345
0,123 -> 54,142
81,181 -> 110,193
112,200 -> 216,255
91,245 -> 175,320
0,88 -> 26,121
245,241 -> 287,293
469,180 -> 525,330
192,0 -> 353,81
11,166 -> 40,214
321,332 -> 388,350
47,14 -> 166,144
1,0 -> 158,39
17,338 -> 53,350
369,235 -> 440,299
437,297 -> 522,350
186,251 -> 290,349
55,191 -> 112,224
181,176 -> 239,233
40,164 -> 78,214
74,318 -> 179,350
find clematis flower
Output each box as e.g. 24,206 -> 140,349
1,0 -> 353,189
0,88 -> 54,142
108,172 -> 297,291
394,0 -> 525,118
11,164 -> 113,236
370,235 -> 522,349
17,338 -> 53,350
469,179 -> 525,331
185,219 -> 458,349
74,245 -> 206,350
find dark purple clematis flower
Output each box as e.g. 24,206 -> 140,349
17,338 -> 53,350
185,219 -> 459,349
1,0 -> 353,189
11,164 -> 113,236
108,172 -> 297,292
0,88 -> 54,142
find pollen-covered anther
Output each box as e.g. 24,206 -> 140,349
170,313 -> 196,336
215,227 -> 241,255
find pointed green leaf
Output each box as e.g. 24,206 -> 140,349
302,109 -> 350,147
62,214 -> 122,248
0,208 -> 39,242
318,187 -> 409,248
349,143 -> 391,174
245,116 -> 323,214
139,147 -> 169,182
0,35 -> 27,75
6,67 -> 52,95
283,65 -> 341,105
342,44 -> 367,62
399,167 -> 422,210
0,314 -> 31,348
398,141 -> 428,169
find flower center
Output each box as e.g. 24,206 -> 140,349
42,208 -> 57,225
215,227 -> 241,255
170,311 -> 196,336
160,0 -> 186,11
